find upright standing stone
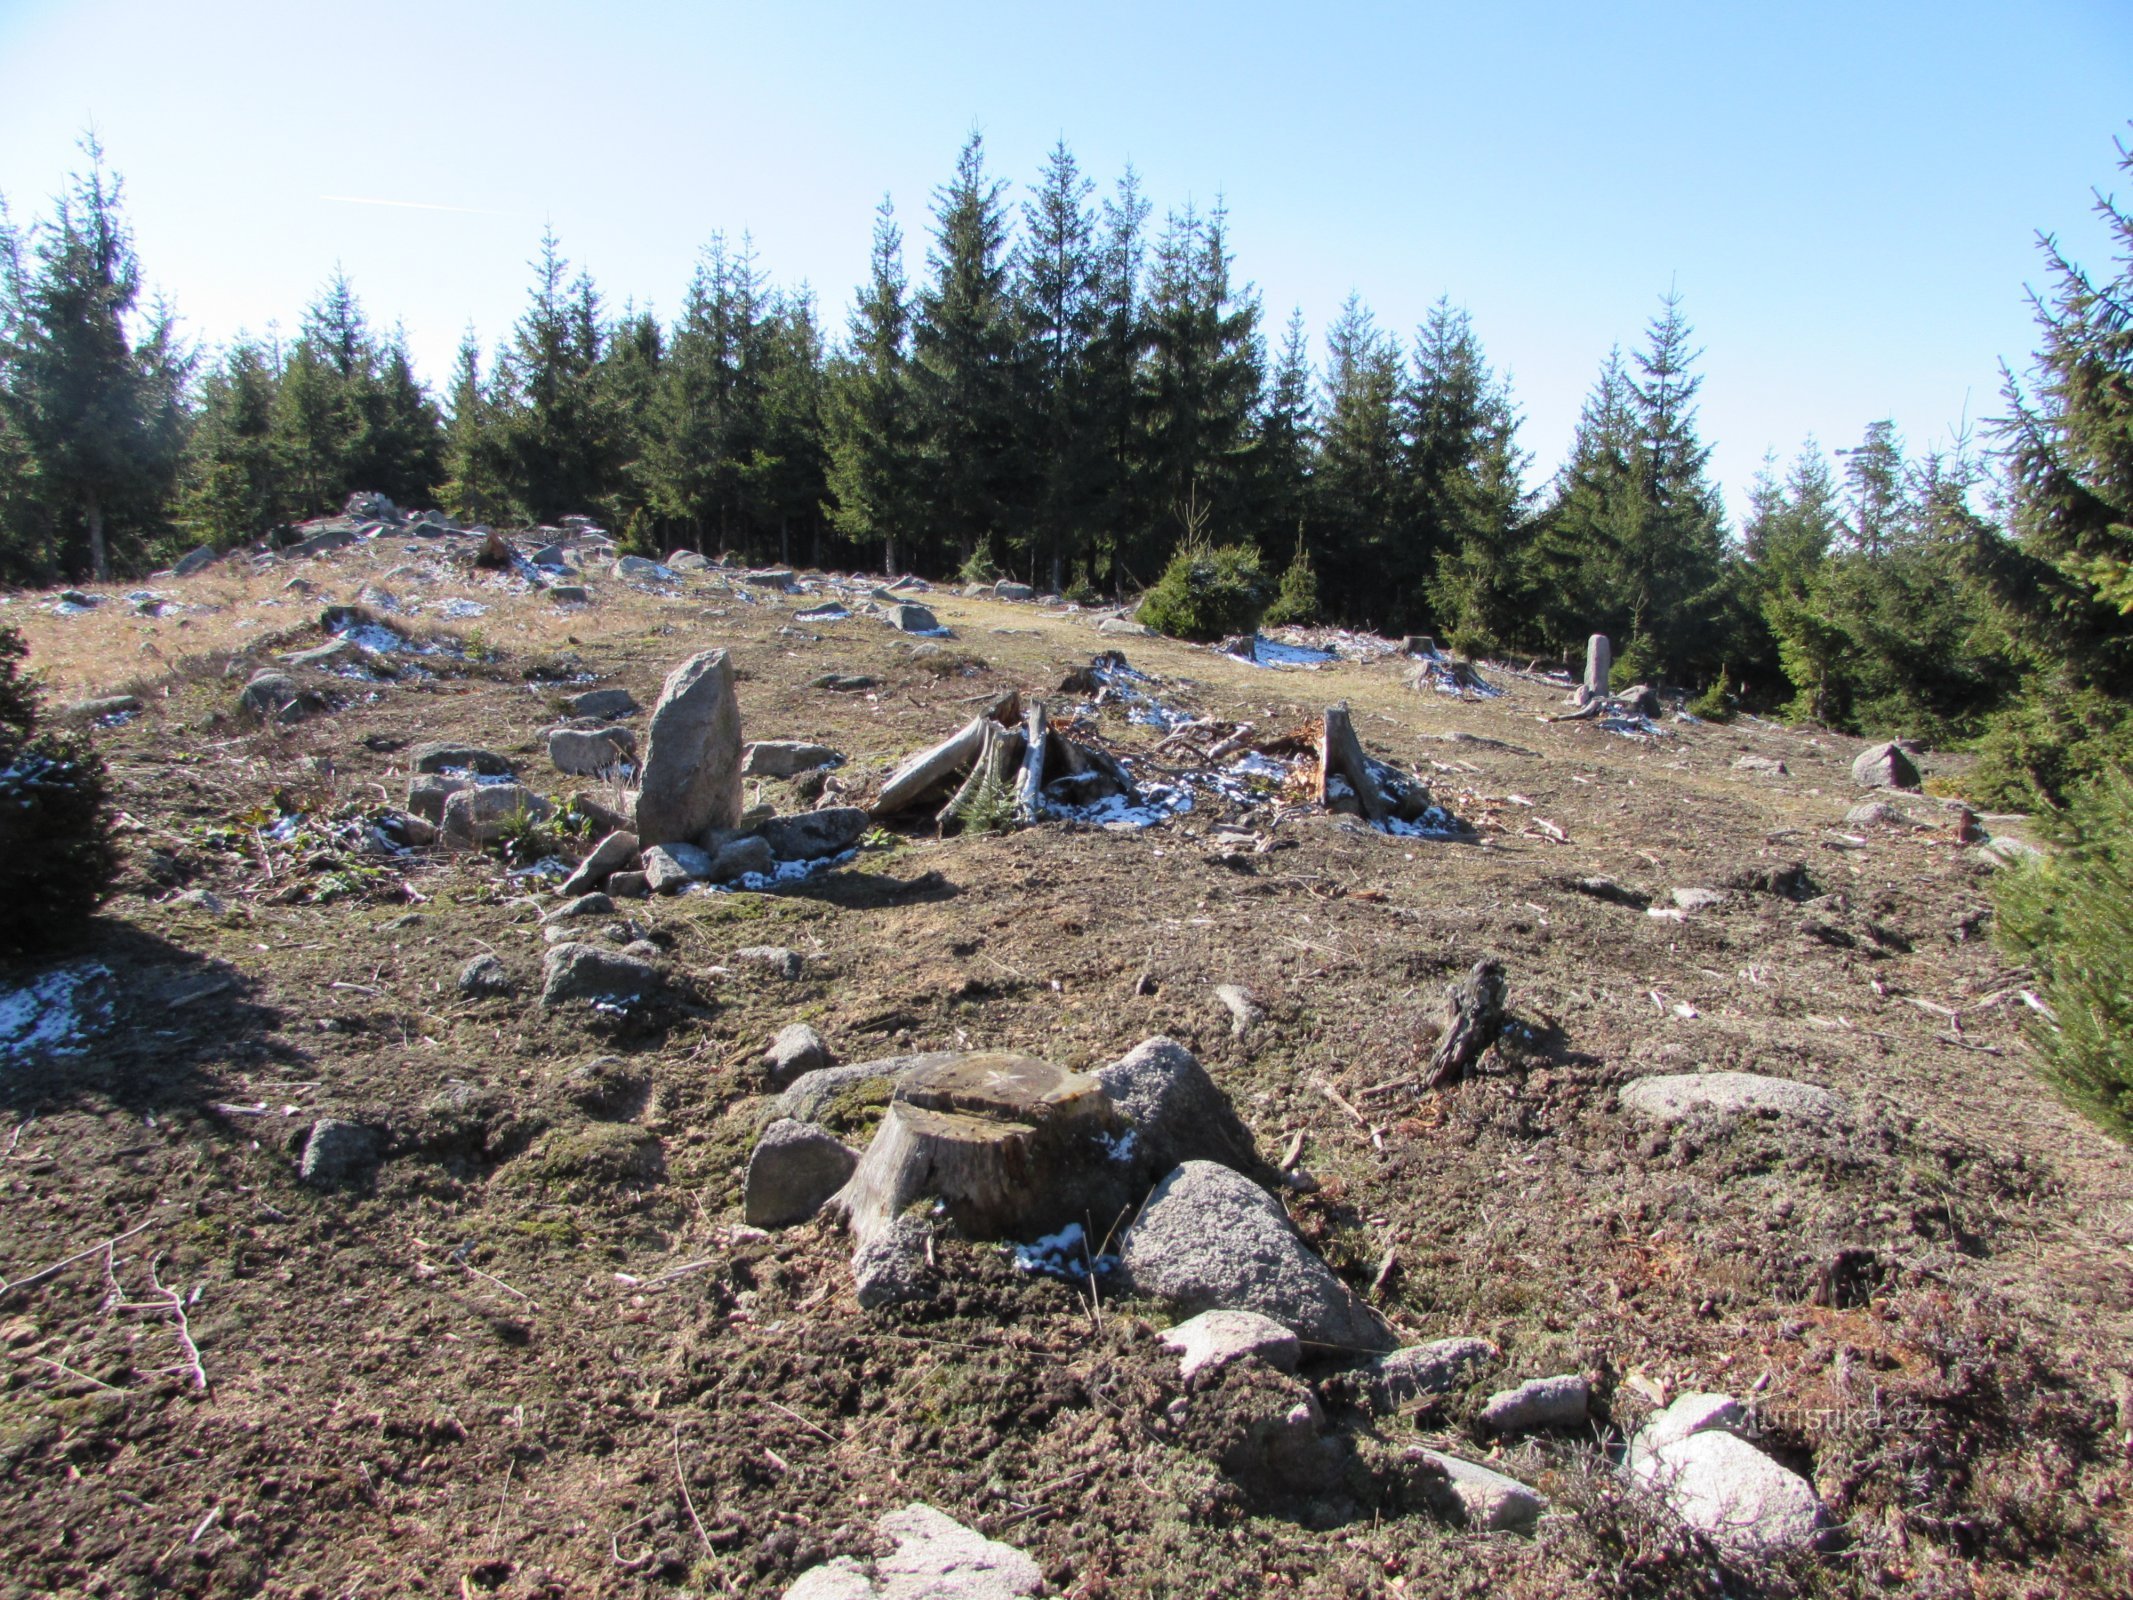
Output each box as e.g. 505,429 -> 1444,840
633,649 -> 743,846
1582,634 -> 1612,702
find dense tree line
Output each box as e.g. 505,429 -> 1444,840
4,131 -> 2132,809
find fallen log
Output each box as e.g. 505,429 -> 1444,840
873,716 -> 988,816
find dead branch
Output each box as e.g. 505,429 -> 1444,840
673,1425 -> 715,1559
1423,959 -> 1508,1091
0,1214 -> 157,1303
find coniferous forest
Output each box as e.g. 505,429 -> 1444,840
4,130 -> 2132,812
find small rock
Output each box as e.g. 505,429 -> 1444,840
751,806 -> 868,862
762,1022 -> 831,1087
784,1502 -> 1040,1600
542,892 -> 614,923
239,671 -> 302,718
606,870 -> 650,899
667,550 -> 711,572
1414,1449 -> 1546,1533
641,842 -> 712,892
560,830 -> 639,896
993,581 -> 1034,602
735,945 -> 804,980
745,568 -> 796,590
1366,1337 -> 1499,1408
1845,799 -> 1911,826
568,687 -> 639,719
810,673 -> 877,692
1479,1374 -> 1589,1433
409,742 -> 515,776
886,602 -> 941,633
709,835 -> 777,882
1851,740 -> 1921,791
63,694 -> 142,720
405,773 -> 470,823
540,943 -> 660,1009
851,1214 -> 935,1310
440,784 -> 551,850
173,545 -> 217,577
168,888 -> 227,914
548,725 -> 637,777
614,554 -> 671,582
1628,1392 -> 1748,1470
1628,1394 -> 1824,1556
299,1118 -> 380,1187
1118,1161 -> 1394,1352
745,1118 -> 860,1228
1213,983 -> 1263,1038
1671,887 -> 1728,912
1098,616 -> 1153,638
742,740 -> 843,778
547,584 -> 590,605
458,954 -> 514,998
1160,1309 -> 1301,1379
1619,1071 -> 1844,1124
1733,754 -> 1788,774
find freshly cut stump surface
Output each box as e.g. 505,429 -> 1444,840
826,1053 -> 1127,1250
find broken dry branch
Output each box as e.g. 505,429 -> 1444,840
1423,958 -> 1508,1091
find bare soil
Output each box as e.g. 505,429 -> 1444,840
2,548 -> 2129,1599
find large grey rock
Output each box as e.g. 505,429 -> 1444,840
540,943 -> 660,1009
1160,1309 -> 1300,1379
560,829 -> 639,896
1629,1394 -> 1825,1556
735,945 -> 804,980
745,568 -> 796,591
634,649 -> 743,847
1619,1072 -> 1844,1125
548,725 -> 637,777
745,1118 -> 860,1228
667,550 -> 711,572
784,1502 -> 1040,1599
743,740 -> 843,778
642,842 -> 712,892
173,544 -> 218,577
542,891 -> 614,923
993,581 -> 1034,602
1366,1337 -> 1498,1408
457,953 -> 513,998
753,806 -> 868,862
568,687 -> 639,720
1417,1450 -> 1546,1533
299,1118 -> 380,1186
762,1022 -> 830,1087
614,554 -> 672,583
1119,1161 -> 1394,1353
441,784 -> 550,850
239,671 -> 302,718
407,772 -> 471,824
1094,1037 -> 1263,1181
1851,740 -> 1921,790
410,742 -> 514,776
886,602 -> 941,633
1479,1374 -> 1589,1433
709,834 -> 777,882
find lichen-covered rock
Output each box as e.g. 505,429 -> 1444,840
1159,1309 -> 1301,1379
1619,1072 -> 1843,1125
745,1119 -> 860,1228
540,942 -> 660,1009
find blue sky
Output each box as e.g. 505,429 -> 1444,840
2,0 -> 2128,523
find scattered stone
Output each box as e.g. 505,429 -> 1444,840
539,943 -> 661,1009
745,1118 -> 861,1228
1671,886 -> 1728,912
810,672 -> 877,692
752,805 -> 868,862
440,784 -> 551,850
1852,740 -> 1921,790
784,1502 -> 1040,1600
994,580 -> 1034,602
1561,874 -> 1650,908
239,671 -> 303,718
299,1119 -> 380,1187
1479,1374 -> 1589,1433
1160,1309 -> 1301,1379
1416,1449 -> 1547,1533
1098,617 -> 1154,638
410,742 -> 514,776
1619,1071 -> 1844,1125
282,639 -> 357,671
710,834 -> 777,881
763,1022 -> 831,1087
173,545 -> 217,577
850,1214 -> 935,1310
542,892 -> 614,923
635,649 -> 744,847
547,584 -> 590,605
614,555 -> 671,582
406,772 -> 471,824
457,954 -> 514,998
641,842 -> 712,892
1213,983 -> 1264,1038
743,740 -> 843,777
1628,1393 -> 1825,1556
560,830 -> 639,896
735,945 -> 804,980
1979,834 -> 2046,867
548,725 -> 637,777
1734,754 -> 1788,774
1845,799 -> 1914,827
745,568 -> 796,590
607,871 -> 649,898
1366,1337 -> 1499,1408
667,550 -> 711,572
886,602 -> 941,633
1093,1037 -> 1263,1181
1118,1161 -> 1395,1352
530,542 -> 569,569
568,687 -> 639,719
64,694 -> 142,720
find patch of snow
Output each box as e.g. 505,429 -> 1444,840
717,847 -> 862,893
1011,1222 -> 1120,1280
507,856 -> 571,881
1049,781 -> 1192,831
1097,1128 -> 1138,1163
1245,637 -> 1338,668
1376,807 -> 1464,839
436,598 -> 488,619
0,962 -> 114,1060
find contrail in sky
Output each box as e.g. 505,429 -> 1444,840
320,194 -> 502,216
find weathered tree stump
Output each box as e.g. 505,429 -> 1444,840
1013,700 -> 1048,822
936,719 -> 1027,832
1423,959 -> 1508,1090
871,693 -> 1023,818
823,1054 -> 1130,1252
1318,704 -> 1391,823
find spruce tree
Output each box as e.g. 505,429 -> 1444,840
1014,142 -> 1104,590
1312,295 -> 1405,628
179,336 -> 286,545
437,332 -> 510,525
496,230 -> 617,523
1255,308 -> 1316,561
1080,167 -> 1153,592
825,198 -> 924,575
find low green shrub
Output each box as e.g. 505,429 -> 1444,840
1688,667 -> 1738,722
1136,544 -> 1269,642
1993,767 -> 2133,1141
0,625 -> 118,955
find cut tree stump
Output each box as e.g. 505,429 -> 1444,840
823,1053 -> 1129,1252
873,716 -> 988,817
1423,959 -> 1508,1090
1013,700 -> 1048,822
936,719 -> 1027,832
1319,704 -> 1391,823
